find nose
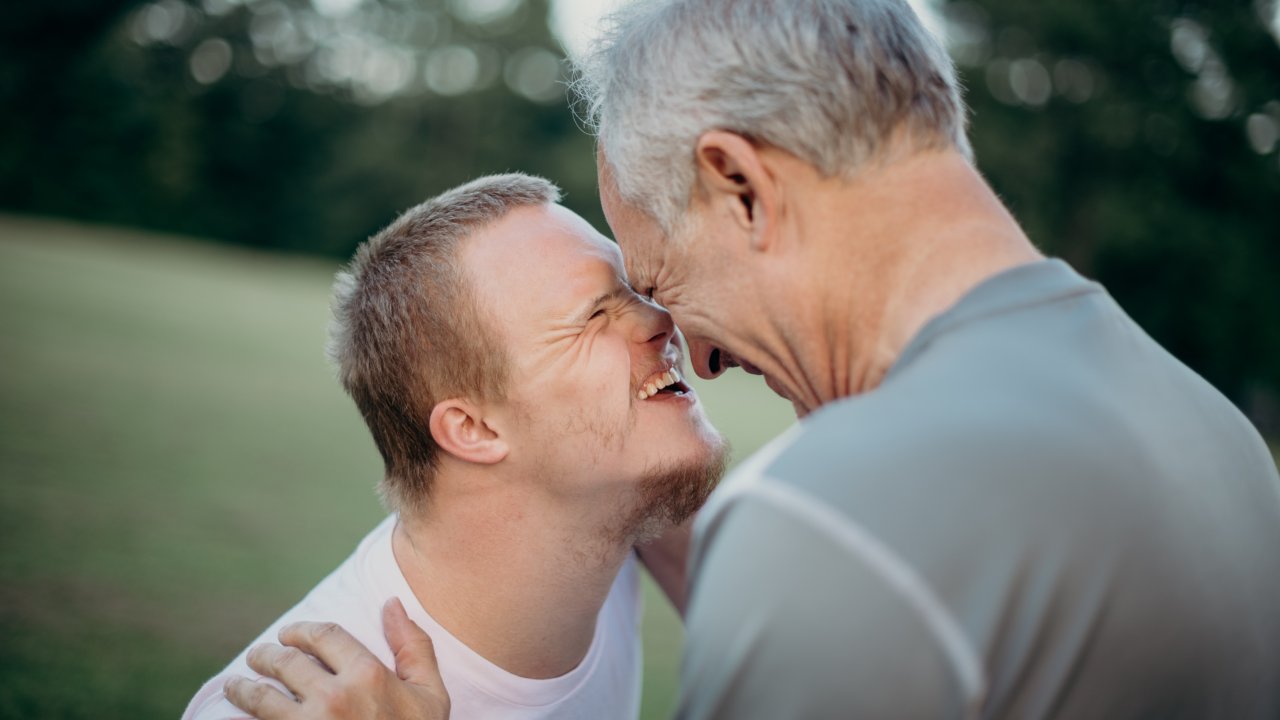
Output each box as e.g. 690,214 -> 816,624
631,299 -> 675,349
687,336 -> 734,380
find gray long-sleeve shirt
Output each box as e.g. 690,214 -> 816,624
679,259 -> 1280,719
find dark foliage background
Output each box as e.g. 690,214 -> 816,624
952,0 -> 1280,432
1,0 -> 1277,427
0,0 -> 600,256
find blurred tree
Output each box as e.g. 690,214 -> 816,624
945,0 -> 1280,431
0,0 -> 1277,432
0,0 -> 600,255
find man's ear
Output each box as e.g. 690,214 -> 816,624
693,130 -> 778,252
428,399 -> 508,466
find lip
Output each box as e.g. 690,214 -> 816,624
636,366 -> 692,400
638,362 -> 676,390
635,352 -> 680,389
644,386 -> 697,405
634,354 -> 694,401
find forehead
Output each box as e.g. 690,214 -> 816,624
462,203 -> 624,332
596,161 -> 667,287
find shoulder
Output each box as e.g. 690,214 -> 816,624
681,481 -> 981,718
697,380 -> 1134,610
712,386 -> 1085,533
182,519 -> 401,720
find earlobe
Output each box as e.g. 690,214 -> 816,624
428,400 -> 508,466
694,131 -> 777,253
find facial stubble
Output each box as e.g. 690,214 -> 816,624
613,434 -> 730,545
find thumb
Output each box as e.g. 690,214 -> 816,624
382,597 -> 444,687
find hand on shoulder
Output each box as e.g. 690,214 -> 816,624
224,598 -> 451,720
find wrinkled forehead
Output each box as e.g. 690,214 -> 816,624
596,159 -> 668,289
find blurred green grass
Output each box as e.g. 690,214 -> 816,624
0,214 -> 795,720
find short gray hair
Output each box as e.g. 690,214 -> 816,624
328,173 -> 561,514
573,0 -> 971,231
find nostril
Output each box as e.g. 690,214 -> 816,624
708,348 -> 722,374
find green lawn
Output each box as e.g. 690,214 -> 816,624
0,214 -> 796,720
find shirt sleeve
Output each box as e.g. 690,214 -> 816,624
181,671 -> 260,720
675,485 -> 974,720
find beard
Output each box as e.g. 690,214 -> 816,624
610,434 -> 730,545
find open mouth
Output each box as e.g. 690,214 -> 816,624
636,367 -> 692,400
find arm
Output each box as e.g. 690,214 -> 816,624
224,599 -> 451,720
635,517 -> 694,617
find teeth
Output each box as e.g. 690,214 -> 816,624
638,367 -> 684,400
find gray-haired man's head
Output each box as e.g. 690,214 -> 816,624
574,0 -> 970,232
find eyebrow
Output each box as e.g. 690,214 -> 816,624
573,286 -> 632,324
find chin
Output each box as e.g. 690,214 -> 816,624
617,433 -> 729,544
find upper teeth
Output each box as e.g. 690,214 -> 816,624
637,368 -> 683,400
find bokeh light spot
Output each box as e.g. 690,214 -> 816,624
451,0 -> 522,26
1246,113 -> 1279,154
1009,58 -> 1052,107
985,58 -> 1017,106
1054,59 -> 1095,104
312,0 -> 363,20
202,0 -> 237,18
190,38 -> 234,85
1170,18 -> 1209,74
426,45 -> 481,96
130,0 -> 196,46
942,1 -> 991,67
504,47 -> 564,103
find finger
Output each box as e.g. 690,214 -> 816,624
278,621 -> 375,675
245,643 -> 332,700
224,676 -> 297,720
382,597 -> 444,688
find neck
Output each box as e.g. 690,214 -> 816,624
391,473 -> 632,679
779,149 -> 1043,410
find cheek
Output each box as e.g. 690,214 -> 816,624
674,287 -> 746,347
559,338 -> 634,426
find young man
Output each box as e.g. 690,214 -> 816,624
185,173 -> 726,719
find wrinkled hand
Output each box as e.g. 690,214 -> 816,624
225,598 -> 451,720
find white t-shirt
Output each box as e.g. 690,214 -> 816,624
183,514 -> 643,720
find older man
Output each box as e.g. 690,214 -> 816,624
189,173 -> 725,719
230,0 -> 1280,718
